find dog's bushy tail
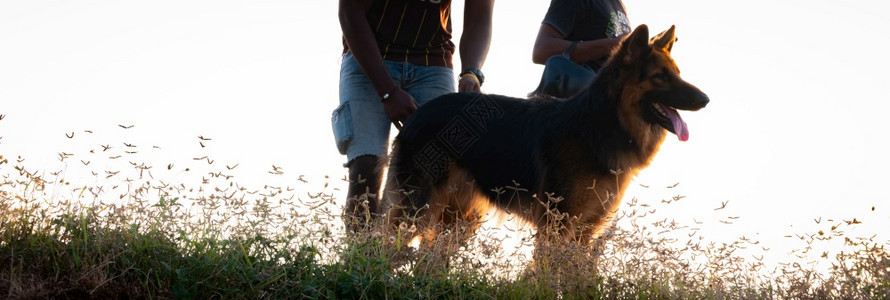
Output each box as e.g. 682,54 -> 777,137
380,142 -> 432,222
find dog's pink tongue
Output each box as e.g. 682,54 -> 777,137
663,106 -> 689,141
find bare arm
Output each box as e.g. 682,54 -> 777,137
458,0 -> 495,92
531,23 -> 624,65
339,0 -> 416,126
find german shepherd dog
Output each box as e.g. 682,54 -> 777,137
379,25 -> 708,248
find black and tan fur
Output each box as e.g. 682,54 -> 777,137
379,25 -> 709,248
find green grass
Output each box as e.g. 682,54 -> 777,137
1,153 -> 888,299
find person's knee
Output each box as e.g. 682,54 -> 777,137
348,155 -> 381,180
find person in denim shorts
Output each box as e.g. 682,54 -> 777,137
334,0 -> 495,231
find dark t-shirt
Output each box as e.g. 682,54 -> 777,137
343,0 -> 456,68
542,0 -> 631,69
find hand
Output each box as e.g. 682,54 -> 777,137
381,87 -> 418,129
458,75 -> 481,93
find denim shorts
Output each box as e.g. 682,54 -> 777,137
332,53 -> 455,164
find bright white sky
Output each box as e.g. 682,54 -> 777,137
2,0 -> 889,267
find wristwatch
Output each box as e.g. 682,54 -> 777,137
459,68 -> 485,86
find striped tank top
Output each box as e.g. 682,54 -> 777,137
344,0 -> 455,68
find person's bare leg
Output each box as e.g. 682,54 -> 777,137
345,154 -> 382,232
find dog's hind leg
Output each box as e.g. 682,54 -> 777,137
382,143 -> 489,253
418,165 -> 491,250
384,163 -> 489,248
380,152 -> 426,232
380,140 -> 450,245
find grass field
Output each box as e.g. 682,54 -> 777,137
1,149 -> 888,299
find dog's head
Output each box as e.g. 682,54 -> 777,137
612,24 -> 709,142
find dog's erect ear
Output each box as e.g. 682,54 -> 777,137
621,24 -> 651,63
650,25 -> 677,53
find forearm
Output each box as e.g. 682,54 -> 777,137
532,34 -> 573,64
459,0 -> 494,72
339,0 -> 397,96
572,37 -> 622,63
533,36 -> 621,65
532,23 -> 623,65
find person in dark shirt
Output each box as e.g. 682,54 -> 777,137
532,0 -> 631,72
334,0 -> 494,231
